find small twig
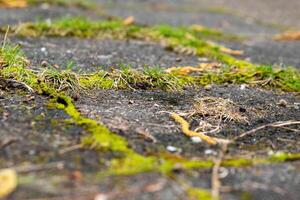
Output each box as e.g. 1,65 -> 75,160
0,137 -> 18,149
211,144 -> 227,200
234,120 -> 300,140
59,144 -> 83,155
6,79 -> 34,93
171,113 -> 231,145
2,25 -> 9,49
135,127 -> 157,143
14,162 -> 64,173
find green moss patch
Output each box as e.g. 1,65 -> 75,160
4,17 -> 300,92
27,0 -> 95,10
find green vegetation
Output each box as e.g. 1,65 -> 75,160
187,188 -> 213,200
4,17 -> 300,92
27,0 -> 95,9
1,43 -> 298,175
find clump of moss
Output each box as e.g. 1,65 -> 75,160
5,17 -> 300,92
27,0 -> 95,10
187,187 -> 213,200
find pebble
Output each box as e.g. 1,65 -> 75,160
204,84 -> 212,91
204,149 -> 217,155
167,146 -> 179,152
191,136 -> 202,143
278,99 -> 288,107
40,47 -> 47,52
94,194 -> 108,200
240,84 -> 247,90
175,57 -> 182,62
41,60 -> 48,67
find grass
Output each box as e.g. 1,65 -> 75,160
27,0 -> 95,9
1,43 -> 299,93
4,17 -> 300,92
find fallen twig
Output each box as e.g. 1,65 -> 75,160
234,120 -> 300,140
171,113 -> 231,145
211,144 -> 227,200
5,79 -> 34,93
14,162 -> 64,173
0,137 -> 18,149
59,144 -> 83,155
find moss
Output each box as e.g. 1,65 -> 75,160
27,0 -> 95,10
187,187 -> 213,200
1,42 -> 300,181
4,17 -> 300,91
268,152 -> 300,162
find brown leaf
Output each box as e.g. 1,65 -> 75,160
123,16 -> 135,26
0,0 -> 27,8
219,46 -> 244,56
274,31 -> 300,41
165,62 -> 221,75
0,169 -> 18,198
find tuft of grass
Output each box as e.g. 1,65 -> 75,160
5,16 -> 300,90
1,42 -> 300,92
27,0 -> 95,10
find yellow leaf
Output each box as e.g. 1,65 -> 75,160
219,46 -> 244,56
0,169 -> 18,198
123,16 -> 135,26
0,0 -> 27,8
274,31 -> 300,41
190,24 -> 205,32
165,62 -> 221,75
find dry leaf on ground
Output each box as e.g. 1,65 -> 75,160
123,16 -> 135,25
0,168 -> 18,198
274,31 -> 300,41
165,62 -> 221,75
0,0 -> 27,8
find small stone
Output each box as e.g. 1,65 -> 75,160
198,57 -> 209,62
175,57 -> 182,62
53,64 -> 60,69
204,149 -> 217,155
191,136 -> 202,143
278,99 -> 288,107
240,84 -> 247,90
41,60 -> 48,67
239,107 -> 246,113
204,85 -> 212,91
167,146 -> 178,152
94,194 -> 108,200
40,47 -> 46,52
128,100 -> 134,104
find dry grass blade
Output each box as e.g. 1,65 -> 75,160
235,120 -> 300,140
212,144 -> 228,200
171,113 -> 231,145
274,31 -> 300,41
192,97 -> 247,123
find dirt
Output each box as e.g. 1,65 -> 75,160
76,86 -> 300,158
9,37 -> 200,72
0,1 -> 300,200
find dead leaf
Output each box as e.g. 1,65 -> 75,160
144,179 -> 167,192
0,0 -> 27,8
165,66 -> 203,75
274,31 -> 300,41
165,62 -> 221,75
135,127 -> 157,143
0,169 -> 18,198
123,16 -> 135,26
219,46 -> 244,56
190,24 -> 205,32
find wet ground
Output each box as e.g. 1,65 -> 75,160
0,0 -> 300,200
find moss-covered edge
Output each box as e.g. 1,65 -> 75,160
4,17 -> 300,92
